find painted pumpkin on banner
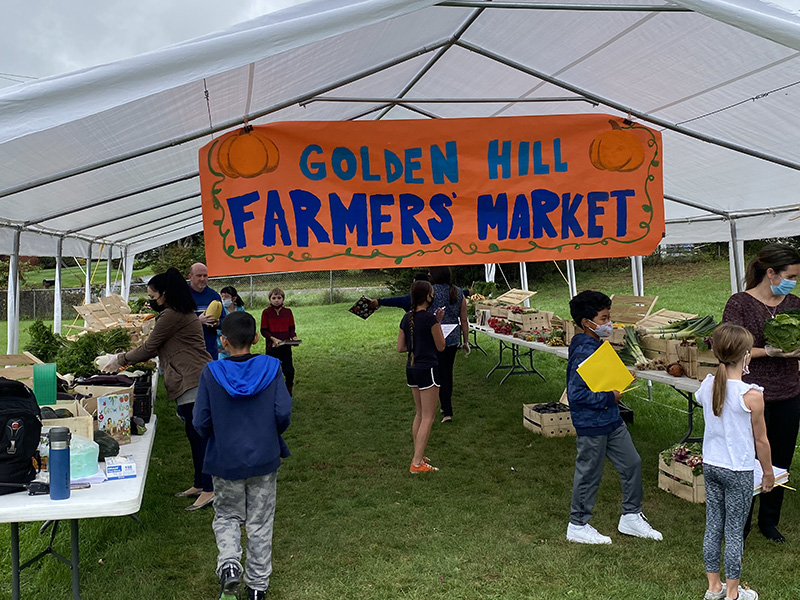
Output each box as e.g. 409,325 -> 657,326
589,120 -> 644,172
217,126 -> 280,178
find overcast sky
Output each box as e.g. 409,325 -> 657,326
0,0 -> 311,89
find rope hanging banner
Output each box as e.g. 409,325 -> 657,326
199,114 -> 664,275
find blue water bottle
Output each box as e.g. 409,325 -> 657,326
48,427 -> 71,500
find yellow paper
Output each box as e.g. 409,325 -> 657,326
576,341 -> 635,393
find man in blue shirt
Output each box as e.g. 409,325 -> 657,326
189,263 -> 225,360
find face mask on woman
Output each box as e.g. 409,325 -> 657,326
770,277 -> 796,296
148,298 -> 165,312
588,319 -> 614,340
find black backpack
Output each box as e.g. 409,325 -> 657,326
0,377 -> 42,495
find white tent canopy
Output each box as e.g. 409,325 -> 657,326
1,0 -> 799,348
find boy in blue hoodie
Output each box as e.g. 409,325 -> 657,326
566,291 -> 662,545
194,311 -> 292,600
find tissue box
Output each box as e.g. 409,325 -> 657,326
105,455 -> 136,480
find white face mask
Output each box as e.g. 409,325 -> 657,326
222,298 -> 233,308
589,319 -> 614,340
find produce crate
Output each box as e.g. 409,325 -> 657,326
68,294 -> 155,345
0,352 -> 44,386
41,400 -> 94,441
639,336 -> 681,363
490,305 -> 510,319
509,310 -> 554,330
523,402 -> 576,438
658,455 -> 705,503
634,309 -> 698,338
675,343 -> 720,380
609,294 -> 658,324
564,321 -> 576,344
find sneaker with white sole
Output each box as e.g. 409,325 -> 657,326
704,583 -> 726,599
566,522 -> 612,544
733,588 -> 758,600
618,512 -> 663,540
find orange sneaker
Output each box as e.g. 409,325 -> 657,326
410,462 -> 439,473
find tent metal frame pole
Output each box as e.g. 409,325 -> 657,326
6,229 -> 20,354
63,193 -> 200,235
121,220 -> 203,246
519,262 -> 530,307
54,237 -> 63,334
105,245 -> 113,297
375,6 -> 485,121
456,40 -> 800,172
303,96 -> 596,105
729,220 -> 745,294
567,259 -> 577,298
122,248 -> 135,302
0,44 -> 450,202
69,203 -> 201,241
438,1 -> 691,11
113,209 -> 203,243
25,174 -> 199,227
84,242 -> 92,306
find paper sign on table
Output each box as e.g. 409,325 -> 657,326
576,341 -> 634,392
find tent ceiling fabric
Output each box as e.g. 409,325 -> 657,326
0,0 -> 799,259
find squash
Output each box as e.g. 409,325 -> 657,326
589,120 -> 644,172
205,300 -> 223,320
216,126 -> 280,178
94,430 -> 120,460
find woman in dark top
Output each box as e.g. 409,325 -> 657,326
397,280 -> 445,473
722,242 -> 800,542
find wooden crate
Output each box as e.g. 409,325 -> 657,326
495,288 -> 537,305
675,343 -> 720,380
523,403 -> 576,437
564,320 -> 576,344
639,337 -> 681,363
41,400 -> 94,441
609,294 -> 658,324
509,310 -> 554,330
658,455 -> 705,503
0,352 -> 44,386
635,309 -> 697,338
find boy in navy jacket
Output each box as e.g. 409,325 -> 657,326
194,311 -> 292,600
566,291 -> 662,545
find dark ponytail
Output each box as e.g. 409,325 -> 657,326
407,280 -> 433,367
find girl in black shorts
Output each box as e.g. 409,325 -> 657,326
398,280 -> 445,473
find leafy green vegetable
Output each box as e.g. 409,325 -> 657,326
54,328 -> 134,377
763,309 -> 800,352
23,319 -> 66,363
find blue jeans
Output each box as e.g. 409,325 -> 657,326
176,402 -> 213,492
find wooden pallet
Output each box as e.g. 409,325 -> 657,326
68,294 -> 154,344
0,352 -> 45,385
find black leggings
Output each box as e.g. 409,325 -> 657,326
268,345 -> 295,391
747,392 -> 800,532
437,346 -> 459,417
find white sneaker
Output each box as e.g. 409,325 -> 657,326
618,512 -> 663,540
734,588 -> 758,600
566,523 -> 612,545
704,583 -> 726,599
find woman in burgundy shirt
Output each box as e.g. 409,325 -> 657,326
722,242 -> 800,543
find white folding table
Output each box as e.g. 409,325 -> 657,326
0,416 -> 157,600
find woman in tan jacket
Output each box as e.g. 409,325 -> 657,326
109,267 -> 213,510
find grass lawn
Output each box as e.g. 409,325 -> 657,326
1,259 -> 798,599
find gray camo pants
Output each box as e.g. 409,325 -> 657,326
212,472 -> 278,592
703,464 -> 752,579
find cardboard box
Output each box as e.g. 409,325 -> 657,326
658,455 -> 705,503
41,400 -> 93,441
523,403 -> 576,438
105,455 -> 137,480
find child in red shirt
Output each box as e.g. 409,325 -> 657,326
260,288 -> 297,394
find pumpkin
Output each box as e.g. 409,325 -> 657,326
589,120 -> 644,172
216,126 -> 280,178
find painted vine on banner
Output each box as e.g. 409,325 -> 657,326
199,115 -> 664,275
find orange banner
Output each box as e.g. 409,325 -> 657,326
199,115 -> 663,275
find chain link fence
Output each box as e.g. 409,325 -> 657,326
1,270 -> 392,321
